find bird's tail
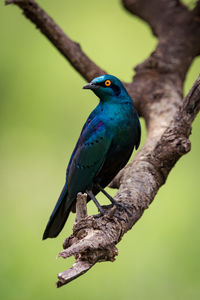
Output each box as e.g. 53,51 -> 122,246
42,185 -> 72,239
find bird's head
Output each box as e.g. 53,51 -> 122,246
83,75 -> 129,101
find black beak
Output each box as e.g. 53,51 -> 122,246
83,83 -> 92,89
83,82 -> 98,90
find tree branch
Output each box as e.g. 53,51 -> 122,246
6,0 -> 200,287
122,0 -> 189,37
5,0 -> 106,81
57,75 -> 200,287
123,0 -> 200,88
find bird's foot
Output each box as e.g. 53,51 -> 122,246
93,204 -> 113,219
112,201 -> 134,219
92,202 -> 133,222
95,185 -> 133,219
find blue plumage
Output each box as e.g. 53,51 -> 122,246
43,75 -> 141,239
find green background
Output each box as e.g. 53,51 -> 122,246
0,0 -> 200,299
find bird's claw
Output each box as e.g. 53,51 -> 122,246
113,202 -> 134,219
93,204 -> 113,219
92,202 -> 134,222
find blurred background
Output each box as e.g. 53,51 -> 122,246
0,0 -> 200,299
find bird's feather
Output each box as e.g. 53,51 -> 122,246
66,116 -> 112,199
43,115 -> 112,239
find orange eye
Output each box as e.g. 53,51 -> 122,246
105,79 -> 111,87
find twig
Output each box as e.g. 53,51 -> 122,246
75,193 -> 87,222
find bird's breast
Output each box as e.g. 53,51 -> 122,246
105,113 -> 135,143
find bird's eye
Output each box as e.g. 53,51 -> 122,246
105,80 -> 111,87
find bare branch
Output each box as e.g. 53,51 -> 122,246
56,76 -> 200,287
57,260 -> 92,287
5,0 -> 106,81
6,0 -> 200,287
5,0 -> 200,113
123,0 -> 200,93
122,0 -> 189,37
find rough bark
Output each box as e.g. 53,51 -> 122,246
5,0 -> 200,287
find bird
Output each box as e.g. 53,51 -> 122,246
43,74 -> 141,240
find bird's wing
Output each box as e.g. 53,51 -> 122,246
66,110 -> 95,178
66,116 -> 112,197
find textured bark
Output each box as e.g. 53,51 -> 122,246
6,0 -> 200,287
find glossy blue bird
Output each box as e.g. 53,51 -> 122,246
43,75 -> 141,239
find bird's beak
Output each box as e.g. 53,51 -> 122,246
83,83 -> 92,89
83,82 -> 98,90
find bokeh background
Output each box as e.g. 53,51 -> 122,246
0,0 -> 200,299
